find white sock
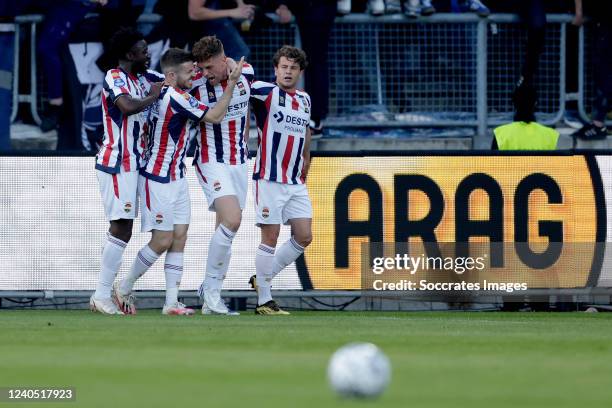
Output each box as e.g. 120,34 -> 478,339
255,243 -> 275,305
94,233 -> 127,299
164,252 -> 184,305
120,244 -> 160,295
271,236 -> 304,279
204,224 -> 235,291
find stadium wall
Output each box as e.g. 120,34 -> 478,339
2,151 -> 612,295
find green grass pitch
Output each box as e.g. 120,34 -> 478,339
1,311 -> 611,407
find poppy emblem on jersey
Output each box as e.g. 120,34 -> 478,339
155,213 -> 164,224
262,207 -> 270,218
213,181 -> 222,191
124,202 -> 133,213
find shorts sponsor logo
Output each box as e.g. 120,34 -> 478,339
124,202 -> 133,213
262,207 -> 270,218
155,213 -> 164,224
213,181 -> 222,192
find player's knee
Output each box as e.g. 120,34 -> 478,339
109,220 -> 133,243
224,213 -> 242,232
172,231 -> 188,249
295,232 -> 312,248
154,234 -> 174,252
261,228 -> 280,247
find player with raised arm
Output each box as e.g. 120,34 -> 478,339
112,48 -> 244,315
249,46 -> 313,315
91,28 -> 163,315
190,36 -> 255,315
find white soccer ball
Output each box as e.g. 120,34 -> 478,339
327,342 -> 391,399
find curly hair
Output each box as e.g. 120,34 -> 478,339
273,46 -> 308,70
109,27 -> 144,61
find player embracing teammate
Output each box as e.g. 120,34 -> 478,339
92,34 -> 310,316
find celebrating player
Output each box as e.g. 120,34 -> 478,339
190,36 -> 254,315
91,28 -> 163,315
113,48 -> 245,315
249,46 -> 313,315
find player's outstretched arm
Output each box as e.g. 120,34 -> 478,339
202,57 -> 244,124
115,82 -> 163,115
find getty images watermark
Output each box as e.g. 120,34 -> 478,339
361,243 -> 529,294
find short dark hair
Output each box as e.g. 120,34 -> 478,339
513,83 -> 537,123
192,36 -> 224,62
160,48 -> 193,73
273,46 -> 308,70
109,27 -> 144,61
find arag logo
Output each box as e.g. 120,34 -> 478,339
298,155 -> 605,290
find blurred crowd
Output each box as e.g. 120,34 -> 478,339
0,0 -> 610,150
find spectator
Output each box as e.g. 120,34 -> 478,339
37,0 -> 108,132
187,0 -> 254,59
492,84 -> 559,150
272,1 -> 336,137
572,0 -> 611,140
449,0 -> 489,17
337,0 -> 385,16
403,0 -> 435,18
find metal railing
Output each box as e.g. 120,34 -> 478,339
9,12 -> 601,143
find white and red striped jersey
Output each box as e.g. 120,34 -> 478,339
140,85 -> 209,183
190,63 -> 254,166
96,68 -> 164,174
250,81 -> 311,184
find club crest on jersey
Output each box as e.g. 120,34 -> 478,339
237,81 -> 247,96
213,181 -> 222,192
208,91 -> 215,99
262,207 -> 270,218
279,95 -> 285,106
124,202 -> 133,213
155,213 -> 164,224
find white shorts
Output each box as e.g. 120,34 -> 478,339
195,161 -> 248,211
254,179 -> 312,226
96,169 -> 139,221
139,176 -> 191,232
